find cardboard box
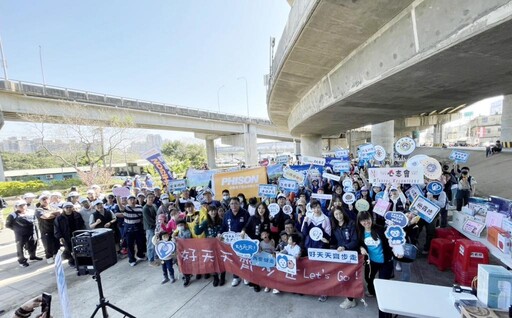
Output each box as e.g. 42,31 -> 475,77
497,232 -> 511,254
477,264 -> 512,309
488,227 -> 507,248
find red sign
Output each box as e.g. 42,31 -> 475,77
259,158 -> 269,166
176,238 -> 364,298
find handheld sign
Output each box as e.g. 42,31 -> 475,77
449,150 -> 470,163
258,184 -> 278,198
405,185 -> 422,202
342,178 -> 353,188
307,248 -> 358,264
282,204 -> 293,215
112,187 -> 131,198
168,179 -> 187,192
384,211 -> 409,228
268,203 -> 280,217
221,231 -> 242,244
405,154 -> 428,169
251,252 -> 276,268
342,192 -> 356,205
395,137 -> 416,155
231,239 -> 260,258
275,154 -> 289,165
302,155 -> 326,166
155,241 -> 176,260
375,191 -> 385,200
410,195 -> 441,223
309,227 -> 323,241
276,253 -> 297,275
373,145 -> 386,161
54,251 -> 72,318
355,199 -> 370,212
333,161 -> 351,173
427,181 -> 444,195
385,225 -> 407,246
311,193 -> 332,200
358,143 -> 375,160
322,172 -> 341,182
373,199 -> 391,216
278,178 -> 298,191
421,157 -> 442,180
283,167 -> 305,184
335,149 -> 350,159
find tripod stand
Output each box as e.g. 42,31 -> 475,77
90,272 -> 135,318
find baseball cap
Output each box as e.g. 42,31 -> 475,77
38,194 -> 49,201
161,194 -> 169,200
79,198 -> 90,204
68,191 -> 79,197
277,193 -> 286,199
92,200 -> 103,206
15,200 -> 27,207
51,192 -> 63,197
390,186 -> 398,191
128,195 -> 137,200
23,193 -> 36,199
137,193 -> 146,198
87,189 -> 95,195
203,188 -> 213,194
62,202 -> 74,208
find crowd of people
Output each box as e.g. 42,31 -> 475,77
3,160 -> 477,317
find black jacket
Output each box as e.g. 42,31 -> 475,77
54,212 -> 85,241
358,224 -> 393,263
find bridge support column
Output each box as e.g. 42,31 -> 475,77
0,112 -> 4,181
433,123 -> 443,147
243,124 -> 258,167
300,134 -> 322,157
371,120 -> 394,161
205,139 -> 217,169
501,95 -> 512,148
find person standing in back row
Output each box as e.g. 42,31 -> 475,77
456,167 -> 476,212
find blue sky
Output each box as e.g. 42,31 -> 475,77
0,0 -> 290,141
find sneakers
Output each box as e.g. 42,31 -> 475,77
272,289 -> 280,294
120,248 -> 128,255
46,258 -> 54,264
184,276 -> 191,287
365,291 -> 375,298
421,250 -> 429,255
29,256 -> 43,261
264,287 -> 270,292
318,295 -> 328,302
149,260 -> 160,267
170,278 -> 176,284
253,285 -> 261,292
19,262 -> 29,268
136,256 -> 147,261
129,261 -> 137,267
395,263 -> 402,272
161,277 -> 170,284
243,279 -> 250,285
340,298 -> 357,309
231,278 -> 241,287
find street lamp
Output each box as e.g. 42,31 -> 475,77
217,84 -> 225,113
237,77 -> 249,117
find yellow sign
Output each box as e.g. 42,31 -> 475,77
213,167 -> 268,199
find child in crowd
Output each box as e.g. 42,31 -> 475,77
283,233 -> 301,258
172,219 -> 192,287
155,211 -> 176,285
259,230 -> 275,293
275,231 -> 288,252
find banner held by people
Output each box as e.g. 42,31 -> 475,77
142,148 -> 173,185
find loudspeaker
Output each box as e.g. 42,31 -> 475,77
72,229 -> 117,276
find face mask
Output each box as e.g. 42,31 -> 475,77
178,226 -> 184,231
162,199 -> 169,204
223,195 -> 230,200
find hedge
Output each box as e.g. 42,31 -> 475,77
0,179 -> 84,197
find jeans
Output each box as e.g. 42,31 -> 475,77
146,229 -> 155,262
456,189 -> 471,211
397,261 -> 412,282
125,224 -> 145,263
162,259 -> 174,279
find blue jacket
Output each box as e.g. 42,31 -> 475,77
221,208 -> 250,233
331,220 -> 358,251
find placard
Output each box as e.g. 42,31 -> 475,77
462,219 -> 485,237
342,192 -> 356,205
276,253 -> 297,275
168,179 -> 187,192
333,161 -> 351,173
335,149 -> 350,159
373,199 -> 391,216
358,144 -> 375,159
427,181 -> 444,195
485,211 -> 505,228
355,199 -> 370,212
278,178 -> 298,191
309,227 -> 324,241
405,185 -> 422,202
307,248 -> 358,264
449,150 -> 470,163
395,137 -> 416,155
405,154 -> 428,169
213,167 -> 268,199
282,204 -> 293,215
302,155 -> 326,166
155,241 -> 176,260
322,172 -> 341,182
221,231 -> 242,244
275,154 -> 289,165
231,239 -> 260,258
268,203 -> 280,217
283,167 -> 305,184
368,167 -> 424,185
258,184 -> 278,198
421,157 -> 442,180
342,178 -> 353,188
373,145 -> 386,161
311,193 -> 332,200
251,251 -> 276,268
410,195 -> 441,223
384,211 -> 409,228
55,251 -> 72,318
112,186 -> 131,198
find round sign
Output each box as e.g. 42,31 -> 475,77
309,227 -> 323,242
342,192 -> 356,205
406,154 -> 428,169
343,186 -> 354,193
422,157 -> 442,180
342,178 -> 353,188
268,203 -> 280,217
355,199 -> 370,212
282,204 -> 293,215
427,181 -> 444,195
395,137 -> 416,156
373,145 -> 386,161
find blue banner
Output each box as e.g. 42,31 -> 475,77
266,164 -> 284,180
142,149 -> 173,185
186,168 -> 216,188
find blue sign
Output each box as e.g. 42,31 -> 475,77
375,192 -> 385,200
384,211 -> 409,228
231,239 -> 259,258
385,225 -> 406,246
186,168 -> 215,188
334,149 -> 350,160
258,184 -> 278,198
266,164 -> 284,179
251,251 -> 276,268
155,241 -> 176,261
278,178 -> 298,191
427,181 -> 444,195
143,148 -> 173,185
449,150 -> 470,163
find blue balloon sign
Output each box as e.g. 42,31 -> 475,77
385,225 -> 406,246
427,181 -> 444,195
384,211 -> 409,228
155,241 -> 176,261
251,251 -> 276,268
231,239 -> 260,258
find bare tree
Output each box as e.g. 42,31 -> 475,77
21,101 -> 135,186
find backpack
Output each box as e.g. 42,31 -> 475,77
0,197 -> 7,209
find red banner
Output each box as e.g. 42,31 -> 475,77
176,238 -> 364,298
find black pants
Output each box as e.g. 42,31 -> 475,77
417,217 -> 436,252
125,225 -> 145,263
365,259 -> 394,318
62,238 -> 75,265
456,189 -> 471,211
15,234 -> 37,264
41,232 -> 59,259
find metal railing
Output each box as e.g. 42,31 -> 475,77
0,79 -> 273,126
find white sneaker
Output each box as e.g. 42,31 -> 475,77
395,263 -> 402,272
136,256 -> 147,261
272,289 -> 280,294
243,279 -> 250,285
231,278 -> 241,287
264,287 -> 270,292
129,262 -> 137,267
340,298 -> 357,309
46,258 -> 54,264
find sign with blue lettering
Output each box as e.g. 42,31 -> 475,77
168,179 -> 187,192
405,184 -> 422,202
449,150 -> 470,163
267,164 -> 284,179
335,149 -> 350,160
55,251 -> 72,318
307,248 -> 358,264
278,178 -> 298,191
155,241 -> 176,260
302,155 -> 326,166
333,161 -> 351,173
221,231 -> 242,244
410,195 -> 441,223
231,239 -> 260,258
384,211 -> 409,228
385,225 -> 406,246
427,181 -> 444,195
258,184 -> 278,198
276,253 -> 297,275
275,154 -> 289,165
358,144 -> 375,160
251,251 -> 276,268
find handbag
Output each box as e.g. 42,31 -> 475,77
403,243 -> 418,260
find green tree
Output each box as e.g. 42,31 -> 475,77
161,140 -> 206,175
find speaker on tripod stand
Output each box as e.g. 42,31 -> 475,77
72,229 -> 135,318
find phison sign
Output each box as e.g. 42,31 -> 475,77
213,167 -> 268,198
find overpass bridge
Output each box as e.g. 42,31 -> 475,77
0,80 -> 295,169
268,0 -> 512,158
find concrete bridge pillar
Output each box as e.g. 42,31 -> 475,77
433,123 -> 443,146
371,120 -> 394,161
0,112 -> 4,181
294,139 -> 301,156
300,134 -> 322,157
243,124 -> 258,167
205,139 -> 217,169
501,95 -> 512,148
